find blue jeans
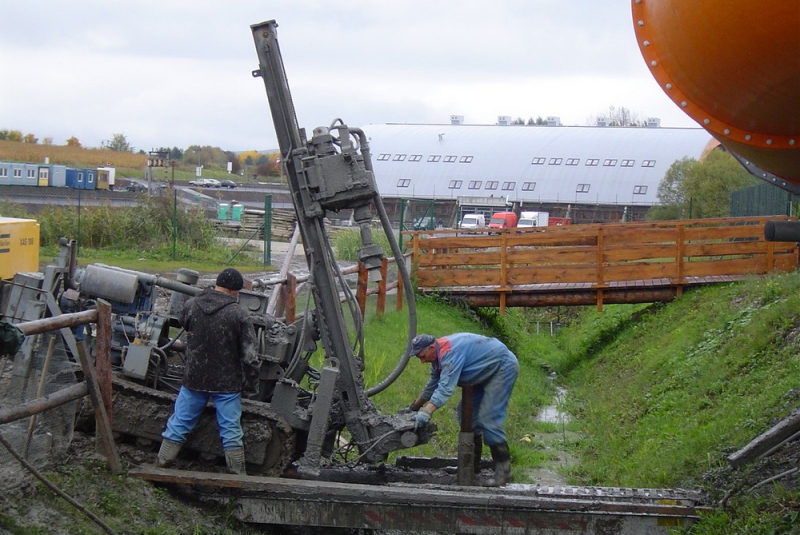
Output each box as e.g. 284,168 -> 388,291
162,386 -> 244,450
458,355 -> 519,447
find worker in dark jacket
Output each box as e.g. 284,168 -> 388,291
409,333 -> 519,486
157,268 -> 260,475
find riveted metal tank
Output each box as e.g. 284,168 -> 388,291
632,1 -> 800,183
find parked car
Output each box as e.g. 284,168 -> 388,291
413,216 -> 443,231
189,178 -> 221,188
125,183 -> 148,192
220,180 -> 237,189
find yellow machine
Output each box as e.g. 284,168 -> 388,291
0,217 -> 40,279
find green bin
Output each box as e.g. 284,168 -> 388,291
218,203 -> 229,220
232,204 -> 244,221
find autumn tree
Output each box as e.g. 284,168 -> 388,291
42,137 -> 53,145
23,133 -> 38,144
0,129 -> 24,142
103,133 -> 133,152
66,136 -> 82,148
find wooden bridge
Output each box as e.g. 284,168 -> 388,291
405,216 -> 799,312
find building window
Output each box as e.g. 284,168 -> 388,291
427,155 -> 441,162
397,179 -> 410,188
377,154 -> 390,161
642,159 -> 656,167
409,154 -> 422,162
444,155 -> 457,163
531,157 -> 546,165
0,169 -> 7,177
522,182 -> 536,191
393,154 -> 406,161
621,159 -> 635,167
566,158 -> 580,166
468,180 -> 482,189
78,173 -> 84,183
502,181 -> 516,191
459,156 -> 473,163
27,169 -> 36,179
633,185 -> 648,194
448,180 -> 463,189
13,169 -> 21,178
549,158 -> 563,165
576,184 -> 590,193
485,181 -> 499,190
585,159 -> 599,166
603,159 -> 617,166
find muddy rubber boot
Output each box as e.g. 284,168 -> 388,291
225,447 -> 247,476
482,442 -> 512,487
156,439 -> 182,468
473,434 -> 483,474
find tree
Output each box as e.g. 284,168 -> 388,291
683,149 -> 759,218
66,136 -> 82,148
648,149 -> 760,220
5,130 -> 23,142
103,133 -> 133,152
23,133 -> 38,144
43,137 -> 53,145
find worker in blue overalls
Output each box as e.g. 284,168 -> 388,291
408,333 -> 519,486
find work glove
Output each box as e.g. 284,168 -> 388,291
414,405 -> 434,430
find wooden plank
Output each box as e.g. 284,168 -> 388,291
682,257 -> 767,278
603,243 -> 679,262
602,226 -> 679,245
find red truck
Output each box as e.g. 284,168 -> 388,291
488,211 -> 518,229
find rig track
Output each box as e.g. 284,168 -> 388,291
129,465 -> 707,534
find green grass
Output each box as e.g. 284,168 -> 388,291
539,273 -> 800,534
360,297 -> 556,476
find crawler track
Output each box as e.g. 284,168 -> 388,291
111,377 -> 295,476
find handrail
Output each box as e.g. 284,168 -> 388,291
405,216 -> 799,311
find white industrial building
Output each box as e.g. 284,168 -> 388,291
362,119 -> 718,224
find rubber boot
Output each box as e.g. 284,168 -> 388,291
482,442 -> 512,487
473,434 -> 483,474
156,438 -> 182,468
225,447 -> 247,475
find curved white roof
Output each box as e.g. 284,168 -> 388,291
362,123 -> 715,206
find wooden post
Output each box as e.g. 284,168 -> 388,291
376,258 -> 388,317
95,300 -> 112,424
75,335 -> 122,474
284,273 -> 297,323
356,263 -> 368,318
395,265 -> 404,312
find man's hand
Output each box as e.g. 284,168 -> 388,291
414,405 -> 434,430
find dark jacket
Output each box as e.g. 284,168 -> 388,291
179,287 -> 259,393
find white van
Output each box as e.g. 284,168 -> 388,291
460,214 -> 486,229
517,211 -> 549,228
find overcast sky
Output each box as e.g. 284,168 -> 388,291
0,1 -> 698,153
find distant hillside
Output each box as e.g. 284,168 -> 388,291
0,140 -> 146,169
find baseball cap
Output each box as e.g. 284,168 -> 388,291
411,334 -> 436,356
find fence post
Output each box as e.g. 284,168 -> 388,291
283,273 -> 297,323
95,300 -> 112,424
356,263 -> 368,318
376,258 -> 388,317
396,257 -> 404,312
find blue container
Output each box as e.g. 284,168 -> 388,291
66,168 -> 97,190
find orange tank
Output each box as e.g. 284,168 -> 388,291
632,1 -> 800,183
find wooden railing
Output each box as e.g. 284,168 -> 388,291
266,253 -> 412,322
406,216 -> 799,312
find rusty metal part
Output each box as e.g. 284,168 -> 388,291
129,466 -> 707,534
111,377 -> 295,476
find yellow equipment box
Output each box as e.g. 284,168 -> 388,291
0,217 -> 40,279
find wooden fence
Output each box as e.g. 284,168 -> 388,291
406,216 -> 799,312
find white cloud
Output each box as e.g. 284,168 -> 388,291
0,1 -> 698,152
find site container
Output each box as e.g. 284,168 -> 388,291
0,217 -> 40,279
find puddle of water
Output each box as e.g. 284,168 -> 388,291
536,386 -> 570,424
